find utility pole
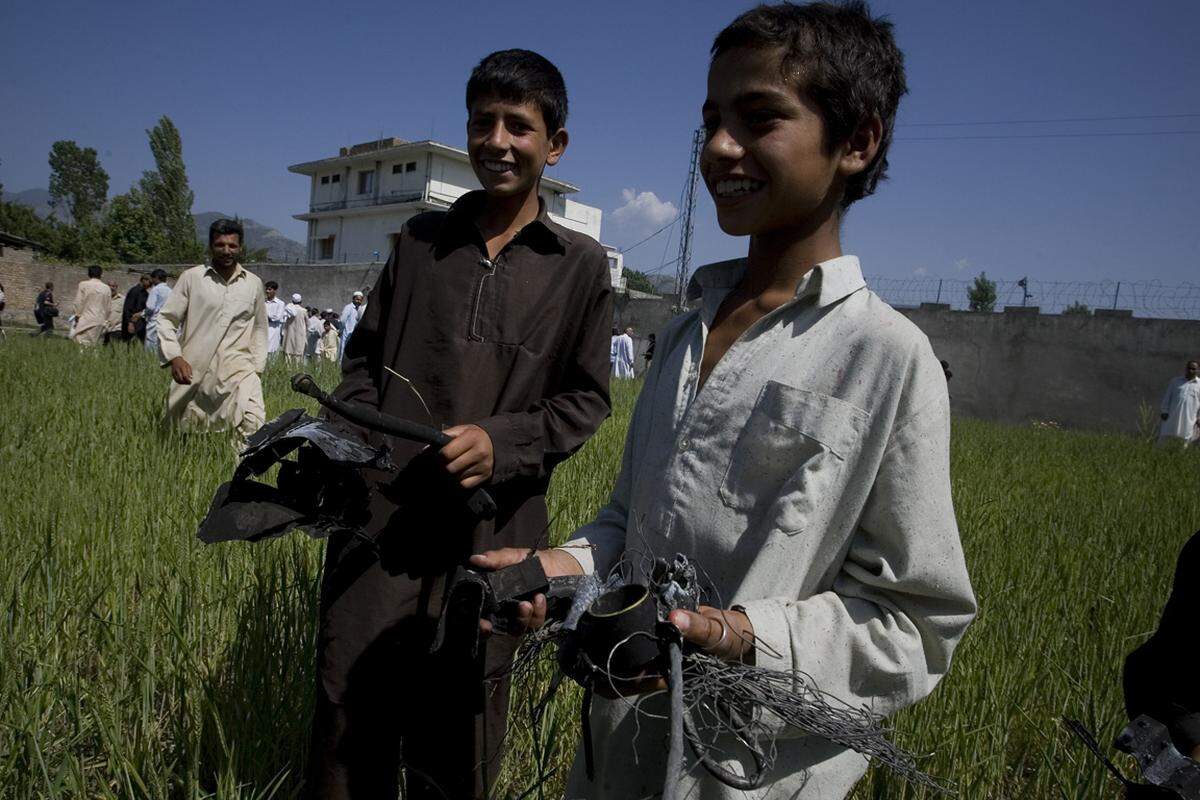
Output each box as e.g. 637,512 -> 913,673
675,128 -> 704,310
1018,276 -> 1034,306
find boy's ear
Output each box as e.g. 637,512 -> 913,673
545,128 -> 569,167
838,114 -> 883,178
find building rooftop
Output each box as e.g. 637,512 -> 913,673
287,138 -> 581,194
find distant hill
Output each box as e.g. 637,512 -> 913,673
0,189 -> 306,262
0,188 -> 71,223
193,212 -> 305,262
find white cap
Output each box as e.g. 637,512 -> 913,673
292,293 -> 302,302
324,308 -> 334,314
353,291 -> 364,298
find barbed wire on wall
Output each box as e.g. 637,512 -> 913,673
864,276 -> 1200,319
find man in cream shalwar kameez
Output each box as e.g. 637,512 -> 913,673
282,293 -> 308,363
70,267 -> 112,347
156,223 -> 268,441
1159,360 -> 1200,447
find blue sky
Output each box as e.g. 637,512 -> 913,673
2,0 -> 1198,291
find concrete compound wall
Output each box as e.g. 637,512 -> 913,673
614,294 -> 1199,433
6,255 -> 1196,433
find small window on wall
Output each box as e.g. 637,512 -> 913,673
319,236 -> 335,260
320,176 -> 330,185
331,174 -> 341,184
392,164 -> 403,175
357,170 -> 375,195
406,162 -> 417,173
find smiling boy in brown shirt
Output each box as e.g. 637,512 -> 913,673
305,50 -> 613,800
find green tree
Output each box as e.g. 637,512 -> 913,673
104,188 -> 165,263
967,271 -> 997,312
48,140 -> 109,227
622,268 -> 659,294
140,116 -> 202,262
0,199 -> 64,255
1062,301 -> 1091,316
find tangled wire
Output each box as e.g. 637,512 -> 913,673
505,550 -> 948,796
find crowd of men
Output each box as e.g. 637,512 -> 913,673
24,222 -> 369,444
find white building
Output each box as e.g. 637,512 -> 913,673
289,137 -> 624,290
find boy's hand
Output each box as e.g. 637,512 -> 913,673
469,547 -> 583,635
439,424 -> 494,489
594,606 -> 757,699
169,356 -> 193,385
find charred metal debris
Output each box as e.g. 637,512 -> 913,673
1065,716 -> 1200,799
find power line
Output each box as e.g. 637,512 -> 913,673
896,129 -> 1200,141
898,112 -> 1200,127
619,214 -> 679,254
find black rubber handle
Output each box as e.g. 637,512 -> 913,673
292,373 -> 450,447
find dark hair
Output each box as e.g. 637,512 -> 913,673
151,269 -> 168,280
208,218 -> 244,246
466,49 -> 568,132
87,265 -> 102,278
711,1 -> 906,208
264,280 -> 278,290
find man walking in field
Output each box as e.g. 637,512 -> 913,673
264,281 -> 288,356
144,270 -> 171,353
155,218 -> 269,442
103,281 -> 124,345
69,266 -> 112,347
282,293 -> 308,363
1158,360 -> 1200,447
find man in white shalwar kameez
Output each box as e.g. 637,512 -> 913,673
338,291 -> 365,360
156,219 -> 268,441
283,293 -> 308,363
612,326 -> 635,379
69,266 -> 112,347
1158,360 -> 1200,446
144,269 -> 172,353
264,281 -> 288,356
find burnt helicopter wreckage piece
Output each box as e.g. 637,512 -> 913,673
197,374 -> 497,546
1065,716 -> 1200,799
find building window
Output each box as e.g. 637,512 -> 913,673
319,236 -> 335,260
331,174 -> 341,184
357,170 -> 375,195
320,176 -> 330,185
406,161 -> 417,173
392,164 -> 403,174
607,256 -> 617,269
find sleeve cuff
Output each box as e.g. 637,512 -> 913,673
554,538 -> 596,575
737,597 -> 795,673
476,413 -> 538,484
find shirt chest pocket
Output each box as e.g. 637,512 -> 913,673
719,381 -> 868,536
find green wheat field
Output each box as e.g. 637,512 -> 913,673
2,333 -> 1197,799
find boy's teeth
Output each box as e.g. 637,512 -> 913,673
715,178 -> 763,198
484,160 -> 514,173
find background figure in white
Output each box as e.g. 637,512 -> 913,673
264,281 -> 287,355
613,326 -> 635,379
317,320 -> 340,362
1158,360 -> 1200,446
306,306 -> 323,359
338,291 -> 365,360
282,293 -> 308,363
143,269 -> 172,353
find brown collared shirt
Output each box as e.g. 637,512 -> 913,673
318,191 -> 613,696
